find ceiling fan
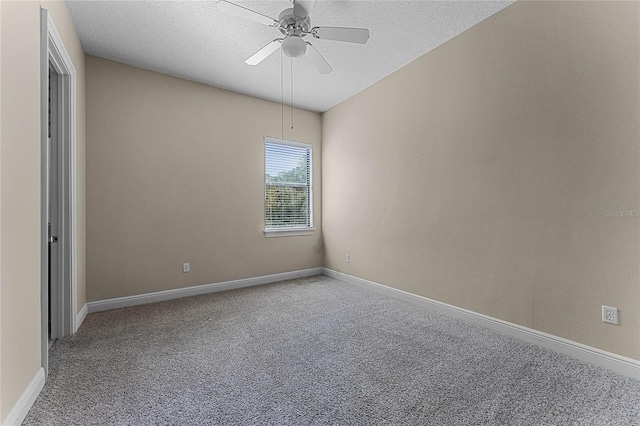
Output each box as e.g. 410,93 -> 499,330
216,0 -> 370,74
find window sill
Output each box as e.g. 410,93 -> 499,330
264,228 -> 315,238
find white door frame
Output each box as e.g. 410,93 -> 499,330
40,8 -> 77,374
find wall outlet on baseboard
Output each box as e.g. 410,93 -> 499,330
183,263 -> 190,273
602,306 -> 618,325
345,255 -> 350,263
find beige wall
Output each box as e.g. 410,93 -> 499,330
0,1 -> 85,421
322,1 -> 639,360
85,56 -> 322,302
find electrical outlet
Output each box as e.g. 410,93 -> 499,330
183,263 -> 190,273
345,255 -> 350,263
602,306 -> 618,325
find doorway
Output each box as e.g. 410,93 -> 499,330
41,8 -> 77,375
48,63 -> 61,345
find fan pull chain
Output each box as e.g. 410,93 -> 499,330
291,58 -> 294,130
281,48 -> 284,142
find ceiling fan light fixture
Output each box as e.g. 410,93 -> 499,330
282,35 -> 307,58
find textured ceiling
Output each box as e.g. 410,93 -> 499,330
66,0 -> 514,112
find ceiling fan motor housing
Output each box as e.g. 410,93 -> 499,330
278,8 -> 311,36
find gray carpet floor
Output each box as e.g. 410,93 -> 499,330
25,275 -> 640,425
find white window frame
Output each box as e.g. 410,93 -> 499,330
264,137 -> 314,238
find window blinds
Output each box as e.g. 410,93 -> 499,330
265,139 -> 312,229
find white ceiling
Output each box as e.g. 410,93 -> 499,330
66,0 -> 514,112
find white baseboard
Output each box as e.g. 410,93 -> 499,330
322,268 -> 640,379
75,303 -> 88,332
88,268 -> 323,314
2,368 -> 45,426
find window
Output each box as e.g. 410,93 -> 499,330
264,137 -> 313,237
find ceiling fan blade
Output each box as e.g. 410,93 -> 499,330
305,43 -> 332,74
292,0 -> 315,18
312,26 -> 370,44
245,40 -> 282,65
216,0 -> 278,27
